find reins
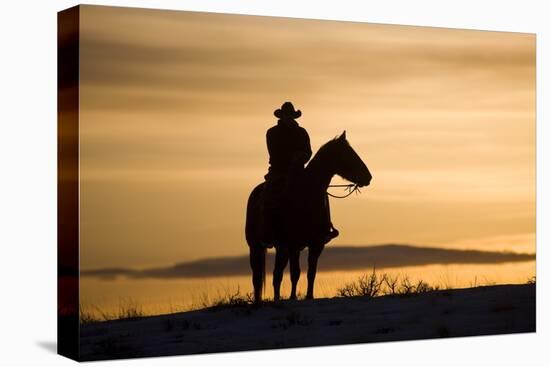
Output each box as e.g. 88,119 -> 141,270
327,184 -> 361,199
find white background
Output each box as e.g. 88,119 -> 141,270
0,0 -> 547,366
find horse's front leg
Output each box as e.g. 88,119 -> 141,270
289,248 -> 301,300
273,246 -> 289,301
306,244 -> 324,299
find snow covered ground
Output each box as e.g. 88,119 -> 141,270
79,283 -> 535,361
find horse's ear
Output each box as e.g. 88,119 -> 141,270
339,130 -> 347,140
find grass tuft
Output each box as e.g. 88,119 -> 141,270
117,298 -> 143,320
337,268 -> 439,299
80,305 -> 101,325
337,267 -> 384,298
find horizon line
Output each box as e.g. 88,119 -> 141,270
79,243 -> 536,280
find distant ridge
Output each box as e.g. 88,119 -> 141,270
81,244 -> 535,280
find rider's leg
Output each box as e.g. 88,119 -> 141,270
260,206 -> 275,248
323,194 -> 339,243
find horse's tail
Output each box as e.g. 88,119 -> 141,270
246,183 -> 267,302
245,183 -> 265,246
259,246 -> 266,299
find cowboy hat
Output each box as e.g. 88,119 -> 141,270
274,101 -> 302,119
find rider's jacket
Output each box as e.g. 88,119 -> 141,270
265,118 -> 312,180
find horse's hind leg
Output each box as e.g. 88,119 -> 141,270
249,246 -> 266,303
289,248 -> 301,300
273,246 -> 289,301
306,244 -> 325,299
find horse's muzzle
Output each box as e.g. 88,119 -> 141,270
358,177 -> 372,187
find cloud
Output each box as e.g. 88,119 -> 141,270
81,244 -> 535,280
76,6 -> 535,269
79,6 -> 534,113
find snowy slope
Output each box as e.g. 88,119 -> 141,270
79,284 -> 535,361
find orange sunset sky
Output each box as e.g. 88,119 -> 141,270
78,5 -> 535,272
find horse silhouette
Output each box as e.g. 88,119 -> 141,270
246,131 -> 372,302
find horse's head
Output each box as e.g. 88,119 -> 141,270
329,131 -> 372,187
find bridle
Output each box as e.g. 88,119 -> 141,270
327,184 -> 361,199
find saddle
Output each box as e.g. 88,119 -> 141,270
259,176 -> 338,248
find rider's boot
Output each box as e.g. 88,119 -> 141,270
323,223 -> 339,244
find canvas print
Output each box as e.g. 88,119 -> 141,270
57,5 -> 536,361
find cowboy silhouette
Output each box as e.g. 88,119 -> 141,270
265,101 -> 311,181
262,101 -> 338,247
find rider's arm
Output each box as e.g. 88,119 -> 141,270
266,128 -> 276,164
301,128 -> 312,163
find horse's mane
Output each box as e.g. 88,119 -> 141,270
307,136 -> 349,167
